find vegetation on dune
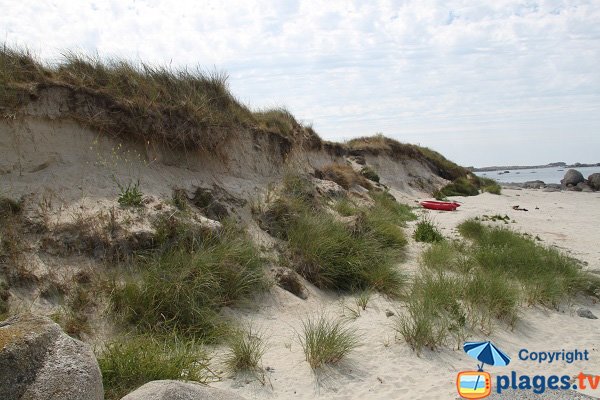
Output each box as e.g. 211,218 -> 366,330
347,134 -> 468,181
0,46 -> 319,151
399,220 -> 598,353
458,220 -> 586,307
111,218 -> 267,341
260,174 -> 414,296
299,313 -> 359,369
1,46 -> 470,182
223,325 -> 267,376
413,218 -> 444,243
434,176 -> 501,199
98,335 -> 212,400
319,163 -> 372,190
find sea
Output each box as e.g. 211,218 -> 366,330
481,166 -> 600,184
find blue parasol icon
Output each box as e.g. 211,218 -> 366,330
464,341 -> 511,371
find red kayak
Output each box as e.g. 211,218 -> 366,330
420,200 -> 461,211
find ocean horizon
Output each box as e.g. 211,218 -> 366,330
483,166 -> 600,184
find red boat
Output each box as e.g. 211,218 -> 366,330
420,200 -> 461,211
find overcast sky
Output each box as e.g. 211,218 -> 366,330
1,1 -> 599,167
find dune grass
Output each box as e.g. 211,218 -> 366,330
319,163 -> 372,190
262,175 -> 413,296
434,176 -> 501,199
223,325 -> 266,376
400,220 -> 593,353
458,220 -> 584,307
0,46 -> 320,149
98,335 -> 212,400
413,218 -> 444,243
347,134 -> 468,181
111,219 -> 267,341
299,313 -> 359,369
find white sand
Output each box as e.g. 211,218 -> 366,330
212,189 -> 600,399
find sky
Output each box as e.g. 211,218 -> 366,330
1,1 -> 599,167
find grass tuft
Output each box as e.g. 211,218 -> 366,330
98,335 -> 212,400
111,221 -> 267,340
299,314 -> 359,369
319,163 -> 372,190
117,181 -> 143,207
223,325 -> 266,375
413,218 -> 444,243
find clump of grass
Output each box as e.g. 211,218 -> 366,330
434,176 -> 501,199
299,314 -> 359,369
458,219 -> 585,307
421,240 -> 475,274
111,221 -> 267,340
479,177 -> 502,194
369,191 -> 416,223
117,181 -> 143,207
287,210 -> 405,296
356,290 -> 371,310
319,163 -> 372,190
360,166 -> 380,183
98,335 -> 212,400
413,218 -> 444,243
396,272 -> 463,352
0,281 -> 10,319
465,269 -> 520,328
333,198 -> 357,216
224,325 -> 266,375
172,189 -> 188,211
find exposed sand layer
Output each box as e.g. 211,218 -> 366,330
212,189 -> 600,400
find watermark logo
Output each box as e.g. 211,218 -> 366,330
456,341 -> 511,399
456,371 -> 492,399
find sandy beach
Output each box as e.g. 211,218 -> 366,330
211,189 -> 600,400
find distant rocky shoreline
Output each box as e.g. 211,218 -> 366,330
470,162 -> 600,172
502,169 -> 600,192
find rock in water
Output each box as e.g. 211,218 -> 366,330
588,173 -> 600,191
561,169 -> 584,186
0,313 -> 103,400
577,308 -> 598,319
121,380 -> 247,400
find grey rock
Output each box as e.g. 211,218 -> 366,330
0,313 -> 103,400
588,173 -> 600,191
577,308 -> 598,319
385,309 -> 395,317
121,380 -> 247,400
522,180 -> 545,189
561,169 -> 584,186
313,178 -> 346,198
543,187 -> 561,192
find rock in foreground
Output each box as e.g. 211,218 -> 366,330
0,313 -> 103,400
121,380 -> 247,400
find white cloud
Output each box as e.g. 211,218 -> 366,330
0,0 -> 599,165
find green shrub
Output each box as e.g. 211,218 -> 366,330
413,218 -> 444,243
98,335 -> 211,400
299,314 -> 359,369
369,191 -> 417,224
360,166 -> 380,183
111,223 -> 267,340
224,325 -> 266,375
117,181 -> 143,207
435,177 -> 479,198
